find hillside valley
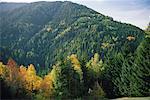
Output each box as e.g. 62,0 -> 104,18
0,1 -> 149,99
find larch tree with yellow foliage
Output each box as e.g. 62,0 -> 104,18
69,54 -> 83,82
25,64 -> 42,92
86,53 -> 104,79
86,53 -> 105,97
40,71 -> 53,97
0,62 -> 8,79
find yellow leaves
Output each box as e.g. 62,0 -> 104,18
1,59 -> 55,97
18,65 -> 27,88
69,54 -> 83,81
69,54 -> 81,69
86,53 -> 104,78
0,62 -> 8,78
43,73 -> 53,87
101,42 -> 110,49
0,62 -> 4,75
88,53 -> 101,67
33,76 -> 42,90
25,64 -> 42,91
50,65 -> 57,83
27,64 -> 36,75
41,72 -> 53,97
127,36 -> 135,41
50,64 -> 61,83
19,65 -> 27,76
93,53 -> 100,64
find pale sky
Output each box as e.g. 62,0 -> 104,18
1,0 -> 150,29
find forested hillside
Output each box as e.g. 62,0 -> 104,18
0,1 -> 144,68
0,1 -> 149,99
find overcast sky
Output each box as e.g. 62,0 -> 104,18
1,0 -> 150,29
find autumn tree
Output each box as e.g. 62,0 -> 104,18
69,54 -> 83,82
86,53 -> 104,79
40,70 -> 53,97
6,58 -> 22,97
0,62 -> 14,99
25,64 -> 42,92
19,65 -> 27,84
86,53 -> 105,97
0,62 -> 8,78
6,58 -> 19,82
0,59 -> 30,99
7,58 -> 17,67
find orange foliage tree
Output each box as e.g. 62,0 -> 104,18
40,71 -> 53,97
0,56 -> 85,98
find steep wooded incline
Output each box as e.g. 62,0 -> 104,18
0,1 -> 144,67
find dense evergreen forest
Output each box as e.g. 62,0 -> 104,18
0,1 -> 150,99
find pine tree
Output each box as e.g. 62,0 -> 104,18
90,81 -> 105,98
103,53 -> 137,97
134,37 -> 150,96
104,37 -> 150,97
52,59 -> 84,99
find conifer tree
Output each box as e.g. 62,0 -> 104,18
134,37 -> 150,96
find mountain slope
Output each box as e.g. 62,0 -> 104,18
0,1 -> 144,68
0,2 -> 27,13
